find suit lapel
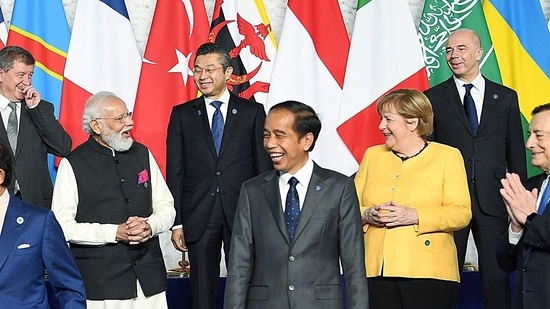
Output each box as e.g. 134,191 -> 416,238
262,172 -> 290,244
292,164 -> 327,244
441,78 -> 473,134
192,98 -> 218,158
477,78 -> 499,135
218,94 -> 240,158
0,197 -> 26,270
14,103 -> 32,158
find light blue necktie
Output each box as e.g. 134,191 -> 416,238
210,101 -> 224,155
285,177 -> 300,240
538,177 -> 550,214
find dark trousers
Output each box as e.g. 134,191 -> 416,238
369,276 -> 458,309
187,196 -> 231,309
454,182 -> 511,309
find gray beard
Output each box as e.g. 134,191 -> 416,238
102,126 -> 133,152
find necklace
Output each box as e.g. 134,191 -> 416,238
392,142 -> 428,161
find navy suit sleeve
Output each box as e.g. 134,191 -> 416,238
42,211 -> 86,308
505,91 -> 527,181
166,107 -> 184,226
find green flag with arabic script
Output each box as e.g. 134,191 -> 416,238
418,0 -> 501,86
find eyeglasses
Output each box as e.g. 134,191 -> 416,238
192,66 -> 224,76
95,112 -> 133,123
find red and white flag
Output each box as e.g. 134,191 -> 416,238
337,0 -> 429,165
266,0 -> 354,175
132,0 -> 209,175
209,0 -> 277,104
0,6 -> 7,48
59,0 -> 142,147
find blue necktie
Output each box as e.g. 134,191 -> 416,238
539,177 -> 550,214
463,84 -> 478,136
210,101 -> 224,155
285,177 -> 300,240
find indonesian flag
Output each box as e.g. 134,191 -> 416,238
59,0 -> 142,147
210,0 -> 277,104
132,0 -> 209,175
337,0 -> 429,165
0,6 -> 7,48
266,0 -> 354,175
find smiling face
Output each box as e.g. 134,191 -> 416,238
263,109 -> 313,174
193,53 -> 232,100
378,105 -> 418,154
0,60 -> 33,102
92,98 -> 134,151
445,29 -> 483,82
526,110 -> 550,172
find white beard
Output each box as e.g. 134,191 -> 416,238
102,125 -> 133,152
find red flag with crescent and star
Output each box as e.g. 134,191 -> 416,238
131,0 -> 210,176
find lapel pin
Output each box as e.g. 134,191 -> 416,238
16,217 -> 24,224
197,110 -> 202,116
232,109 -> 237,115
315,185 -> 322,191
493,94 -> 499,100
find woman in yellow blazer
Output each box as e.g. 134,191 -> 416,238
355,89 -> 471,309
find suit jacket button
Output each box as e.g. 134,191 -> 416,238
424,240 -> 430,246
288,256 -> 295,261
288,285 -> 295,291
210,192 -> 216,197
216,171 -> 221,175
120,178 -> 126,183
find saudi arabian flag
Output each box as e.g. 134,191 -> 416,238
418,0 -> 501,86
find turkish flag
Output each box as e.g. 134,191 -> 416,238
132,0 -> 210,176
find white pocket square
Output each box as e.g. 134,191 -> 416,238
16,243 -> 31,249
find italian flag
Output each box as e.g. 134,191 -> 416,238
337,0 -> 429,166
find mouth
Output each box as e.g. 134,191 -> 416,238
532,151 -> 544,157
121,128 -> 132,138
270,152 -> 284,163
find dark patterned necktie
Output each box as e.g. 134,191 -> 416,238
7,102 -> 18,153
285,177 -> 300,240
210,101 -> 224,155
463,84 -> 478,136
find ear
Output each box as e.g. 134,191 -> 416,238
0,169 -> 5,186
406,118 -> 419,132
302,132 -> 314,152
475,47 -> 483,62
90,119 -> 103,136
225,66 -> 233,81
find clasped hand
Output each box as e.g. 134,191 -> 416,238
116,216 -> 152,245
362,201 -> 419,227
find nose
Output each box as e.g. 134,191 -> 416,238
526,133 -> 536,150
263,134 -> 275,150
378,118 -> 386,131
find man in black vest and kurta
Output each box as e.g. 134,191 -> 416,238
52,91 -> 175,309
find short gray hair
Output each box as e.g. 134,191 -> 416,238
82,91 -> 119,135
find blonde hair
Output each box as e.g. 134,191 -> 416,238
376,89 -> 434,137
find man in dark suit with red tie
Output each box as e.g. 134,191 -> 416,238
498,103 -> 550,309
167,42 -> 272,309
424,28 -> 526,308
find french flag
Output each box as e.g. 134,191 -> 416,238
59,0 -> 142,148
